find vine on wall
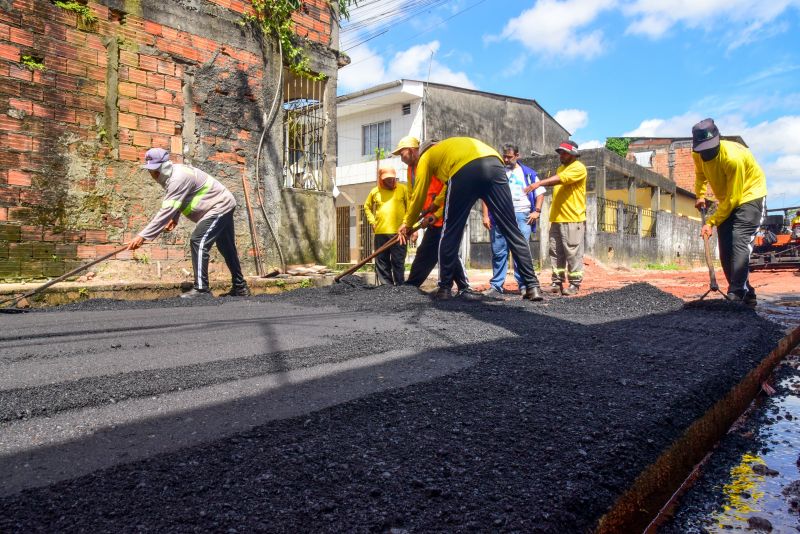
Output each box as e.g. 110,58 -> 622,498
246,0 -> 357,79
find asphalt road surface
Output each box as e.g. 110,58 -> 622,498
0,281 -> 785,532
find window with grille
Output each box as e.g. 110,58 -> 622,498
283,69 -> 326,190
362,120 -> 391,157
402,103 -> 411,115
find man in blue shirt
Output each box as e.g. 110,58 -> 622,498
481,143 -> 545,296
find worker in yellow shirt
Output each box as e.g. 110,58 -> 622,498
364,167 -> 410,285
692,118 -> 767,305
524,140 -> 587,295
791,210 -> 800,240
398,137 -> 543,301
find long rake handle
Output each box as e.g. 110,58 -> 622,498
700,207 -> 719,291
335,220 -> 424,282
0,245 -> 128,308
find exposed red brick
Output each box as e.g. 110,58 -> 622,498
7,169 -> 32,186
164,106 -> 181,121
137,85 -> 157,102
118,112 -> 137,129
157,59 -> 174,76
84,229 -> 107,243
9,64 -> 32,82
139,54 -> 158,72
127,67 -> 147,85
9,97 -> 32,113
156,119 -> 174,135
9,26 -> 34,46
155,89 -> 173,105
145,102 -> 165,119
77,244 -> 96,259
0,207 -> 7,221
119,49 -> 138,67
0,43 -> 20,61
119,81 -> 137,97
143,20 -> 162,36
147,72 -> 165,89
170,135 -> 183,156
138,116 -> 158,132
4,133 -> 32,152
118,144 -> 138,161
132,130 -> 152,147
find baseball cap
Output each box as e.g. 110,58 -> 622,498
691,118 -> 720,152
377,167 -> 397,180
391,135 -> 420,155
555,140 -> 579,156
418,139 -> 439,156
142,147 -> 170,169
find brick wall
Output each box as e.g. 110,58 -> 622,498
627,139 -> 706,197
0,0 -> 338,281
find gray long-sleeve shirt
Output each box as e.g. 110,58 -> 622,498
138,163 -> 237,240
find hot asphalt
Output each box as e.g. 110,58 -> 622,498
0,280 -> 786,532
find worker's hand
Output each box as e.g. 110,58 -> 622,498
126,235 -> 144,251
523,184 -> 536,194
163,219 -> 177,232
397,223 -> 408,245
482,215 -> 491,230
695,198 -> 707,210
409,231 -> 418,243
701,224 -> 713,239
420,214 -> 436,229
527,211 -> 540,224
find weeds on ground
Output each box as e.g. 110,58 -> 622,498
299,279 -> 313,288
635,262 -> 682,271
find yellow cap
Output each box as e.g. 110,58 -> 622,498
391,135 -> 420,155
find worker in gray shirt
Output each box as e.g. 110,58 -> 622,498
126,147 -> 249,299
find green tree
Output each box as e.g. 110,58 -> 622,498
605,137 -> 632,158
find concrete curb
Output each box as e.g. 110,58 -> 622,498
595,321 -> 800,533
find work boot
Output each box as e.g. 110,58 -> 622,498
433,287 -> 452,301
523,287 -> 544,301
457,287 -> 483,301
562,284 -> 580,296
725,291 -> 744,303
180,288 -> 211,299
744,292 -> 757,307
549,282 -> 563,294
224,284 -> 251,297
481,286 -> 504,299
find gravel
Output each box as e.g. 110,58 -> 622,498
0,282 -> 785,533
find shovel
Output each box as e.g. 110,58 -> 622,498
698,206 -> 730,301
334,213 -> 431,283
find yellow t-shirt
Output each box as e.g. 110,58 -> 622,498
693,140 -> 767,227
550,160 -> 587,223
364,183 -> 409,235
403,137 -> 501,227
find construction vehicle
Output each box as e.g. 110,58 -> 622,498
750,205 -> 800,269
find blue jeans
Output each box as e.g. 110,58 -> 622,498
489,211 -> 533,292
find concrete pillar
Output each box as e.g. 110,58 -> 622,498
627,178 -> 636,206
616,201 -> 624,235
348,205 -> 358,263
585,194 -> 597,257
671,193 -> 677,215
596,164 -> 607,199
538,196 -> 551,271
652,186 -> 660,211
656,210 -> 674,263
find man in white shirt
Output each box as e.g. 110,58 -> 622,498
481,143 -> 545,296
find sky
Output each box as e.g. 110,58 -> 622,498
337,0 -> 800,209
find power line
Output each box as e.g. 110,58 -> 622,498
341,0 -> 491,66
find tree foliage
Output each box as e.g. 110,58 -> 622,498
247,1 -> 357,79
605,137 -> 631,158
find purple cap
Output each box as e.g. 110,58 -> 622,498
142,148 -> 170,169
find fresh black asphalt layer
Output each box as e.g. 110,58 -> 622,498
0,281 -> 785,532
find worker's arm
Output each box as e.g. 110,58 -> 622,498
693,153 -> 709,210
363,189 -> 378,228
528,184 -> 545,225
481,201 -> 491,229
399,156 -> 433,238
129,178 -> 193,248
524,174 -> 562,192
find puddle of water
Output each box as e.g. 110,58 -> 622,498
703,358 -> 800,532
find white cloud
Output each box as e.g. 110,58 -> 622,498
554,109 -> 589,134
337,45 -> 387,94
496,0 -> 616,60
623,0 -> 800,48
579,139 -> 604,149
622,112 -> 703,137
338,41 -> 476,94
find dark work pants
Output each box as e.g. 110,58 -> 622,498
190,210 -> 246,292
374,234 -> 407,285
405,225 -> 470,290
439,156 -> 539,289
716,197 -> 765,296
